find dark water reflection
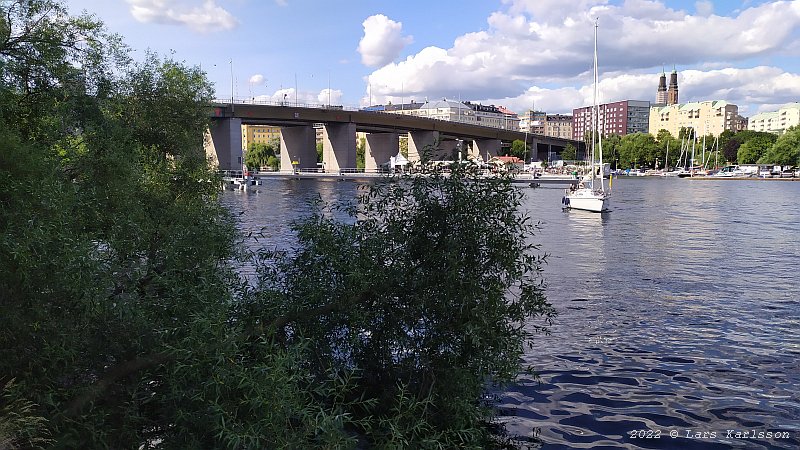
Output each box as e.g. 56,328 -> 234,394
220,177 -> 800,449
505,178 -> 800,449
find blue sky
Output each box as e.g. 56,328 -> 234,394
66,0 -> 800,116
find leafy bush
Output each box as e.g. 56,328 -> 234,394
243,161 -> 554,447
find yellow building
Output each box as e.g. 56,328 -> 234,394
649,100 -> 740,138
241,124 -> 281,150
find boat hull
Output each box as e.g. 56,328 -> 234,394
563,189 -> 609,212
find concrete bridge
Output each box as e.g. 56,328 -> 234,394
205,102 -> 584,172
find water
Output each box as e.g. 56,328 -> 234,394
220,177 -> 800,449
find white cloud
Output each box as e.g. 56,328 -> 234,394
253,88 -> 341,107
357,14 -> 413,67
249,74 -> 265,84
318,88 -> 343,105
126,0 -> 238,32
275,0 -> 288,6
363,0 -> 800,114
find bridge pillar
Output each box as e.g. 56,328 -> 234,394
205,118 -> 243,171
364,132 -> 399,171
407,131 -> 440,162
322,123 -> 357,172
472,138 -> 501,162
529,139 -> 538,161
280,125 -> 317,172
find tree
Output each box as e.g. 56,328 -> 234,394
247,162 -> 554,447
1,2 -> 346,447
356,136 -> 366,169
735,132 -> 776,164
722,139 -> 741,163
618,132 -> 657,168
737,141 -> 761,164
316,141 -> 323,163
265,155 -> 279,171
759,125 -> 800,166
509,139 -> 526,160
244,142 -> 275,170
653,130 -> 679,168
602,134 -> 621,168
561,143 -> 577,161
718,130 -> 735,158
399,135 -> 409,157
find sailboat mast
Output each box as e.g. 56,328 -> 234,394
592,19 -> 600,190
701,133 -> 706,169
690,128 -> 696,176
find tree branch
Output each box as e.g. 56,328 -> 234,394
64,352 -> 172,418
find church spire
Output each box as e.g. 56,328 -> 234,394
656,65 -> 668,104
667,65 -> 679,105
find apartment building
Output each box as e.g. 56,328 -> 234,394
543,114 -> 573,139
241,124 -> 281,150
519,111 -> 572,138
748,103 -> 800,134
649,100 -> 741,137
572,100 -> 650,141
379,99 -> 519,130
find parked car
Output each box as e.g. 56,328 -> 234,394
780,167 -> 795,178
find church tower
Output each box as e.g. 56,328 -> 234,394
667,68 -> 678,105
656,69 -> 667,104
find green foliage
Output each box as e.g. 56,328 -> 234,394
316,141 -> 323,163
244,142 -> 276,170
759,125 -> 800,166
1,2 -> 554,448
266,155 -> 280,171
722,139 -> 741,163
602,134 -> 621,166
718,130 -> 735,158
561,143 -> 577,161
510,139 -> 527,160
357,136 -> 366,169
654,129 -> 673,143
735,133 -> 775,164
737,141 -> 761,164
618,132 -> 657,168
678,127 -> 693,141
0,380 -> 52,449
246,160 -> 554,447
715,130 -> 776,164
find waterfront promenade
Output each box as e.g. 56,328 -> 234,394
219,169 -> 580,188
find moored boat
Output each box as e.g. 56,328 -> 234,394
563,20 -> 610,213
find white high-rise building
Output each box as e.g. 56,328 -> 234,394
748,103 -> 800,134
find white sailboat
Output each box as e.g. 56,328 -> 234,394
562,20 -> 610,213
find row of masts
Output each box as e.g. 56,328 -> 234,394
668,129 -> 719,171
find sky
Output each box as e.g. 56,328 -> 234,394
65,0 -> 800,116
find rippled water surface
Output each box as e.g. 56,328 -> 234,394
220,177 -> 800,449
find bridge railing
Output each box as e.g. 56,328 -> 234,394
214,97 -> 360,111
219,170 -> 244,178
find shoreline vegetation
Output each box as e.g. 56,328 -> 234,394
0,1 -> 554,448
